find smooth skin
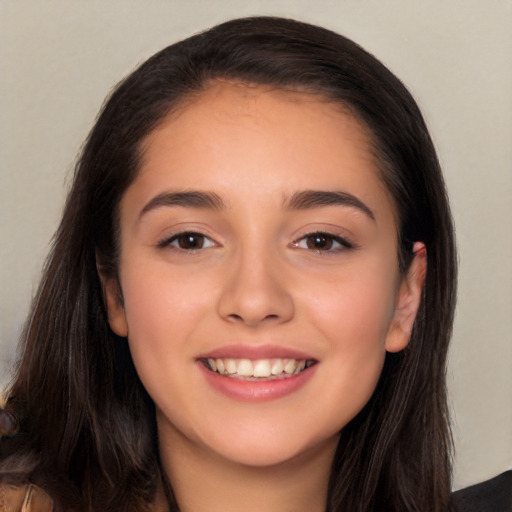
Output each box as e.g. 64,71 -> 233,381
101,82 -> 426,512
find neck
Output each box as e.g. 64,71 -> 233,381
157,421 -> 336,512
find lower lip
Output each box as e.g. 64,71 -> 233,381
198,363 -> 317,402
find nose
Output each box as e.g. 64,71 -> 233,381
217,247 -> 295,327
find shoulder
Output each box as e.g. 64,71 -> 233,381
0,451 -> 55,512
0,481 -> 54,512
452,470 -> 512,512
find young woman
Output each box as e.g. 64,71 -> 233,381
0,16 -> 460,512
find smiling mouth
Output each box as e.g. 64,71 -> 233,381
200,357 -> 317,381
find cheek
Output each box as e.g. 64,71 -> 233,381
118,260 -> 215,367
306,261 -> 397,344
300,259 -> 398,398
308,285 -> 393,429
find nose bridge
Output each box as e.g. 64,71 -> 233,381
217,238 -> 294,326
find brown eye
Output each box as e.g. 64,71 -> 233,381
306,233 -> 334,251
295,232 -> 353,252
167,232 -> 215,250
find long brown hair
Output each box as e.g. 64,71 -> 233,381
1,17 -> 457,512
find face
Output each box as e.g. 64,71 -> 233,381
103,83 -> 425,469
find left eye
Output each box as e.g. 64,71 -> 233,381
165,232 -> 215,250
294,232 -> 352,252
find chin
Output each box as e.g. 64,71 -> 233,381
199,422 -> 341,469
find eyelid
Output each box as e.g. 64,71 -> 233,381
292,230 -> 355,252
157,230 -> 217,251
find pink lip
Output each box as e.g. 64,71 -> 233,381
197,360 -> 317,403
197,344 -> 315,361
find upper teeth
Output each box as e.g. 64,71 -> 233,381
206,358 -> 310,379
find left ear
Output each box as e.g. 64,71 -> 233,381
385,242 -> 427,353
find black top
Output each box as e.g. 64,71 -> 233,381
452,471 -> 512,512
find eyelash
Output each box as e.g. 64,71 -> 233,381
293,232 -> 354,253
158,230 -> 354,254
158,231 -> 216,251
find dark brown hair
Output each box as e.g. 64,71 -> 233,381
1,16 -> 457,512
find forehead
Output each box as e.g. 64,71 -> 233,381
141,83 -> 374,174
129,82 -> 395,221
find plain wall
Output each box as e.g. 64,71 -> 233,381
1,0 -> 511,490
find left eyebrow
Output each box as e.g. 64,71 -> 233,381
285,190 -> 375,221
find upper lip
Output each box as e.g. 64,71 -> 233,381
196,344 -> 317,361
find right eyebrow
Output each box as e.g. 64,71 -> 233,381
139,190 -> 225,219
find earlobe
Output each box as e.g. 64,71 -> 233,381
96,262 -> 129,338
385,242 -> 427,353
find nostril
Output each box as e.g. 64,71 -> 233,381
226,312 -> 280,324
217,273 -> 295,326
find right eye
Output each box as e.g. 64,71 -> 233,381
161,232 -> 216,251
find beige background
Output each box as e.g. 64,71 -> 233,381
1,0 -> 511,490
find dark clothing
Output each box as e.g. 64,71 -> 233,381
453,471 -> 512,512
